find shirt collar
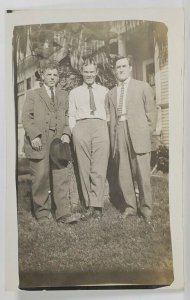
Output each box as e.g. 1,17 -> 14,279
118,77 -> 131,86
83,82 -> 97,89
44,84 -> 56,93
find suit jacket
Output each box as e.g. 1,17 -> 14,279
105,78 -> 157,157
22,85 -> 70,159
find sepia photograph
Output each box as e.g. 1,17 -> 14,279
11,16 -> 174,289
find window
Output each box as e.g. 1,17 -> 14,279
142,59 -> 155,87
17,94 -> 25,124
26,77 -> 32,90
18,81 -> 24,94
146,63 -> 155,86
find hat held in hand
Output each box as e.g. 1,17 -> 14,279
50,138 -> 72,169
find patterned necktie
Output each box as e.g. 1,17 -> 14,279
50,87 -> 54,102
88,85 -> 96,115
117,82 -> 125,116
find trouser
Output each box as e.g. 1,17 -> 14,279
116,121 -> 152,217
52,165 -> 71,220
72,119 -> 110,208
29,130 -> 72,220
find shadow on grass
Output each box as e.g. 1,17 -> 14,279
17,157 -> 173,289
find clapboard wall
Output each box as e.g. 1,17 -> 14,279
160,62 -> 169,146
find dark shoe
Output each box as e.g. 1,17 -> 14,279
57,213 -> 81,225
65,213 -> 81,224
120,209 -> 137,219
57,214 -> 71,224
82,207 -> 95,220
38,217 -> 49,225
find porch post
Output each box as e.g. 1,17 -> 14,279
154,41 -> 162,136
118,34 -> 127,56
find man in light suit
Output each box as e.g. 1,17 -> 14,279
22,61 -> 72,224
106,56 -> 157,223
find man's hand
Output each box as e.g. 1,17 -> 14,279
61,134 -> 70,144
31,137 -> 42,151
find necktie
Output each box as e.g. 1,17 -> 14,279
117,82 -> 125,116
50,87 -> 54,102
88,85 -> 96,115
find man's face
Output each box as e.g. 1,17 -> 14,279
115,58 -> 132,82
43,68 -> 59,87
82,64 -> 97,85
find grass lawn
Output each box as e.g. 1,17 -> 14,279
17,174 -> 173,289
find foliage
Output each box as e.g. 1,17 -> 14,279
15,21 -> 168,73
151,22 -> 168,67
151,144 -> 169,174
157,144 -> 169,173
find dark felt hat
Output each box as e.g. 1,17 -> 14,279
50,138 -> 72,169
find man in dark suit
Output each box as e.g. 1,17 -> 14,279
106,56 -> 157,223
22,61 -> 72,224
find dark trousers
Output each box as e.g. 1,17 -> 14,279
116,121 -> 152,217
72,119 -> 110,208
29,130 -> 72,220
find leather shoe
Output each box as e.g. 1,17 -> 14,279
82,207 -> 95,220
120,209 -> 136,219
65,213 -> 81,224
57,213 -> 82,224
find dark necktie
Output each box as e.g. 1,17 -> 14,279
88,85 -> 96,115
50,87 -> 55,102
117,82 -> 125,116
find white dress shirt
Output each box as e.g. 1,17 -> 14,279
117,77 -> 131,121
69,82 -> 108,132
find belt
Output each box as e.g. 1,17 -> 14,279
76,118 -> 104,122
118,113 -> 127,122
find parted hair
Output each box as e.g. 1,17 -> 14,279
114,55 -> 133,68
41,60 -> 60,73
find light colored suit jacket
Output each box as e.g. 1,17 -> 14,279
106,78 -> 157,157
22,86 -> 70,159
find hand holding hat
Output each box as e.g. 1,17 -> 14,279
61,134 -> 70,144
50,138 -> 72,169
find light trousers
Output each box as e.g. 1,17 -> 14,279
116,121 -> 152,217
72,119 -> 110,208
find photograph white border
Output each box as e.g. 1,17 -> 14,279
4,5 -> 184,294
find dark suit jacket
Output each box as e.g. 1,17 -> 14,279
105,78 -> 157,157
22,86 -> 70,159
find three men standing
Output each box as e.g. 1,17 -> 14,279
106,56 -> 156,222
69,59 -> 110,219
22,56 -> 156,224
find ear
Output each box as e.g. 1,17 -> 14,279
129,66 -> 133,73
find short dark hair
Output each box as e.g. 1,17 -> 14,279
114,55 -> 133,68
80,58 -> 97,72
41,60 -> 60,73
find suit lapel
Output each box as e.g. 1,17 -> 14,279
110,86 -> 117,111
126,78 -> 134,110
55,88 -> 62,108
39,86 -> 53,111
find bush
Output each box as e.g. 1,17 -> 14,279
151,144 -> 169,173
